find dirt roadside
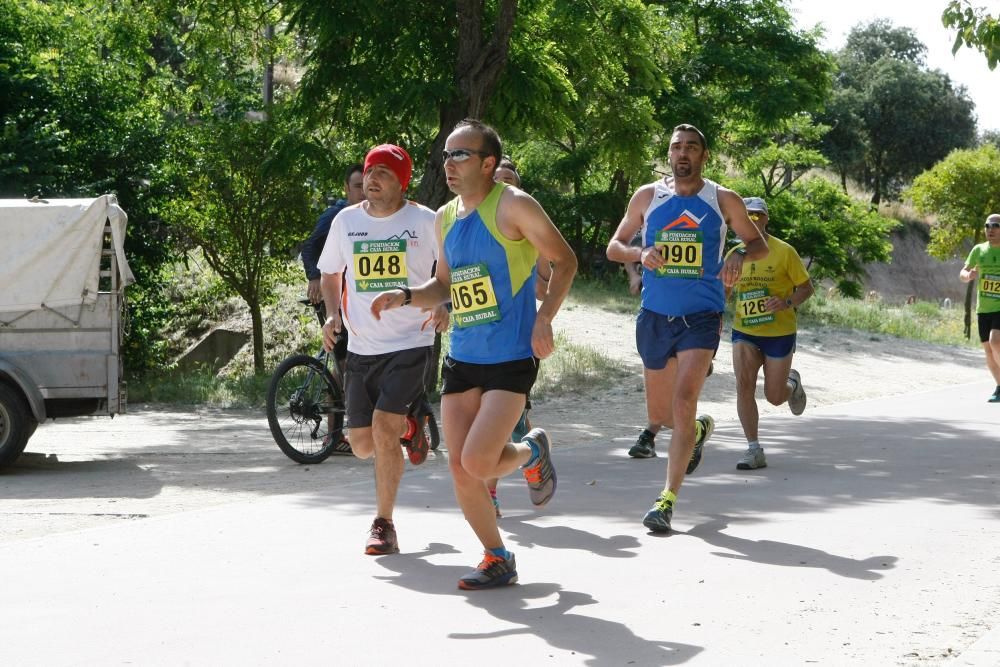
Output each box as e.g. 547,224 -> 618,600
0,299 -> 988,543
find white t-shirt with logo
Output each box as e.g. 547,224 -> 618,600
317,201 -> 438,355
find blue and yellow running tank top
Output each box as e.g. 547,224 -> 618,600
640,178 -> 728,316
442,182 -> 538,363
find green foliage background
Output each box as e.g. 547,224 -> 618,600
0,0 -> 989,383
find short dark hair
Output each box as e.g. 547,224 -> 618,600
344,163 -> 363,182
454,118 -> 502,166
496,158 -> 521,186
672,124 -> 708,151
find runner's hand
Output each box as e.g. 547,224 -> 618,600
531,317 -> 555,359
307,279 -> 322,304
764,296 -> 787,312
639,246 -> 665,271
321,313 -> 342,352
421,304 -> 450,333
719,254 -> 744,288
370,289 -> 406,321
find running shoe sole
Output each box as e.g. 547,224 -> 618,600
788,369 -> 807,415
686,415 -> 714,475
521,428 -> 556,506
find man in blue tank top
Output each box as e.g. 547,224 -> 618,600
607,124 -> 768,534
371,119 -> 577,589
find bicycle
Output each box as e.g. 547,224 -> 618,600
266,300 -> 439,464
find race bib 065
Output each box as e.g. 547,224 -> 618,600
450,263 -> 501,328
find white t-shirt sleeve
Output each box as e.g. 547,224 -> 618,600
316,213 -> 346,275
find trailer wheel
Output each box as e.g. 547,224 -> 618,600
0,383 -> 35,465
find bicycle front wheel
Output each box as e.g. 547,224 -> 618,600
266,354 -> 345,464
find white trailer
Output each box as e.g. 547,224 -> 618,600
0,195 -> 133,464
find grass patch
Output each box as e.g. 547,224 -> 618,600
799,295 -> 976,347
563,274 -> 638,314
129,367 -> 271,408
533,332 -> 628,398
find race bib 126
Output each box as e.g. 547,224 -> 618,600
737,287 -> 775,326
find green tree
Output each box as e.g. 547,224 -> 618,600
287,1 -> 523,208
818,20 -> 977,205
732,114 -> 830,199
943,1 -> 1000,70
909,144 -> 1000,335
649,0 -> 833,142
159,112 -> 321,372
732,176 -> 896,298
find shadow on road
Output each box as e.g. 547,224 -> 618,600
373,541 -> 702,666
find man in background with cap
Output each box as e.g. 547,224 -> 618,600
725,196 -> 813,470
317,143 -> 444,555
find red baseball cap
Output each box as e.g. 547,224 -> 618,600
364,144 -> 412,192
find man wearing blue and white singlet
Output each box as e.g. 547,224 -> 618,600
607,124 -> 768,534
371,119 -> 577,589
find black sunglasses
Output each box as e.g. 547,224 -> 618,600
442,148 -> 490,163
986,222 -> 1000,230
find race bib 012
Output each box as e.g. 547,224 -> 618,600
980,273 -> 1000,300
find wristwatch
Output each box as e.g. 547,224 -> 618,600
785,298 -> 793,308
398,286 -> 412,305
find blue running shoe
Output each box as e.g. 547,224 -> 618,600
458,552 -> 518,590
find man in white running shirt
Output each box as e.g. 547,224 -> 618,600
317,143 -> 443,556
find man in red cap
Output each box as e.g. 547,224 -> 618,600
317,143 -> 446,555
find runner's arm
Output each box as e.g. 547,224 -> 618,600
371,209 -> 451,318
320,271 -> 344,352
607,185 -> 657,267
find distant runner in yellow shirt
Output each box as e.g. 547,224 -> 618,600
725,197 -> 813,470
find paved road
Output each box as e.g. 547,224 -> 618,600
1,382 -> 998,666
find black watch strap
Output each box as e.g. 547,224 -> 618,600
398,286 -> 412,305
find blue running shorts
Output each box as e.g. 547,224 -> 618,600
636,309 -> 722,370
732,330 -> 797,359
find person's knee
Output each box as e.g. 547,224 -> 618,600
371,412 -> 404,450
349,430 -> 375,459
764,387 -> 785,406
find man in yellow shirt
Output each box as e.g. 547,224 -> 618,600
726,197 -> 813,470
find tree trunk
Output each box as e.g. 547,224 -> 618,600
965,280 -> 974,339
414,0 -> 518,209
250,299 -> 265,373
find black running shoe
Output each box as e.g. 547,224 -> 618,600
628,429 -> 656,458
642,495 -> 673,533
686,415 -> 714,474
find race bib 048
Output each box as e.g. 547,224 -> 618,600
654,229 -> 703,278
450,263 -> 501,328
353,239 -> 408,292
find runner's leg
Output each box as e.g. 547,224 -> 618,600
733,342 -> 765,443
665,348 -> 713,494
443,389 -> 527,550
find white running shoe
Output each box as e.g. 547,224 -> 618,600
736,447 -> 767,470
788,369 -> 807,416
